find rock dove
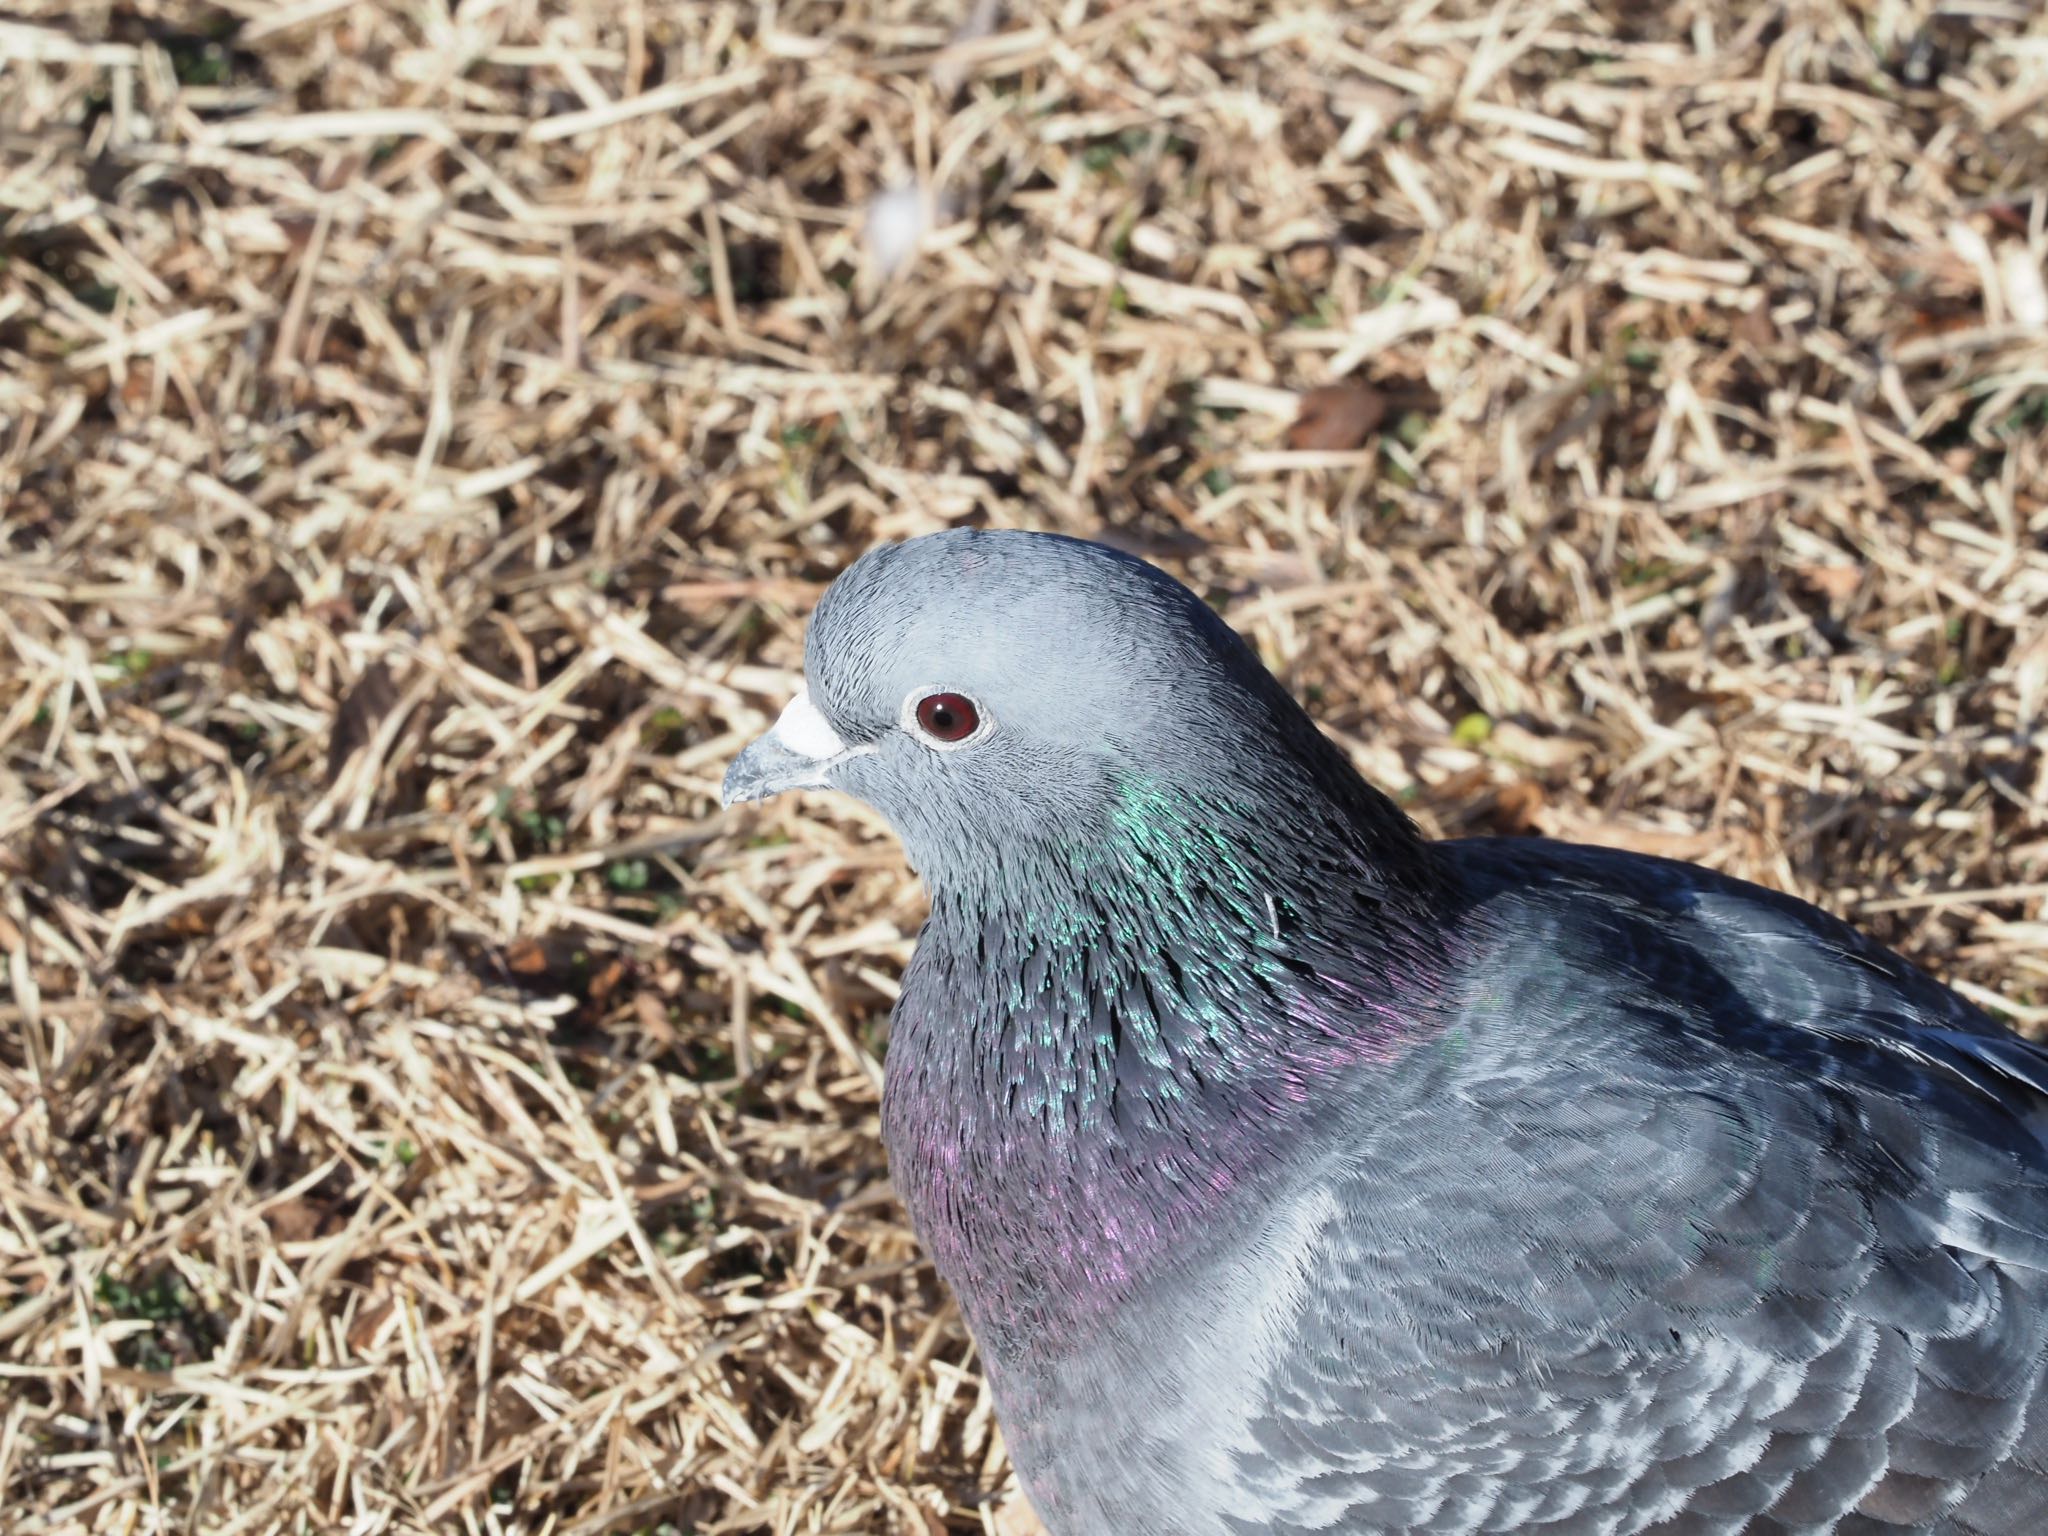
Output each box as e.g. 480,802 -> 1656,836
722,528 -> 2048,1535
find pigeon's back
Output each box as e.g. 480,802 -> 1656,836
999,838 -> 2048,1536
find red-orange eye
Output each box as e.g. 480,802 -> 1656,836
913,691 -> 980,743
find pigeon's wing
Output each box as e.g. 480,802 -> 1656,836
1220,843 -> 2048,1536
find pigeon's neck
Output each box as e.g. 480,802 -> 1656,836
881,771 -> 1457,1349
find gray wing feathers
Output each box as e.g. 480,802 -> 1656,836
1222,850 -> 2048,1533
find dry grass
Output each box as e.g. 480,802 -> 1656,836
2,0 -> 2046,1531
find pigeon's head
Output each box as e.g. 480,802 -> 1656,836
721,528 -> 1404,888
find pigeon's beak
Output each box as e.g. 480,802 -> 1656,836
721,684 -> 865,807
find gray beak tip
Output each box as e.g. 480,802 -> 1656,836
718,740 -> 785,810
719,759 -> 761,810
718,684 -> 851,810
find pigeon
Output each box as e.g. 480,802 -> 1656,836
722,527 -> 2048,1536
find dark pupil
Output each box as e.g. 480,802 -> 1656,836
918,693 -> 976,740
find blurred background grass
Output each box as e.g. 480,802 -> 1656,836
2,1 -> 2046,1531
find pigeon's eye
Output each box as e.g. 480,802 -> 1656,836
912,690 -> 981,745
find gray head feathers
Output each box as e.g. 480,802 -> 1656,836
726,528 -> 1423,889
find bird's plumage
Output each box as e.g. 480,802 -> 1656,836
722,528 -> 2048,1534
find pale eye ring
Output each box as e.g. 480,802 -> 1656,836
903,687 -> 988,749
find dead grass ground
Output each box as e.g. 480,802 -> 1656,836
2,1 -> 2046,1532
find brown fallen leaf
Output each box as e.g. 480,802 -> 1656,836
503,937 -> 552,977
585,956 -> 629,1007
163,908 -> 214,938
263,1196 -> 345,1245
1287,381 -> 1387,451
1889,306 -> 1982,348
1491,780 -> 1548,834
1790,562 -> 1863,603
